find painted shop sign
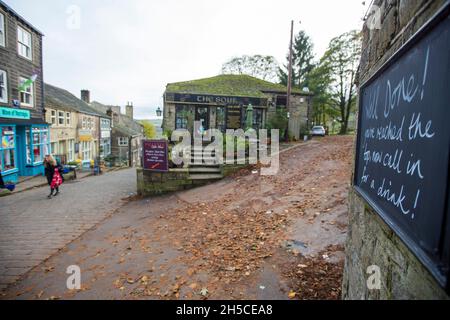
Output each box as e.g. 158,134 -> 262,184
0,106 -> 31,120
79,129 -> 93,142
354,5 -> 450,291
166,93 -> 267,107
143,140 -> 169,172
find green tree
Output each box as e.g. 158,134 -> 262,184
279,30 -> 315,90
222,55 -> 280,82
139,120 -> 157,139
321,30 -> 361,134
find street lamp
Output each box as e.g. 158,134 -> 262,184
156,107 -> 162,117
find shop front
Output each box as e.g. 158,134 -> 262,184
0,115 -> 50,183
166,92 -> 268,133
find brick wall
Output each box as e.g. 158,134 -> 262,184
342,0 -> 449,300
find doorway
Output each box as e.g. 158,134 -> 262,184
195,106 -> 210,131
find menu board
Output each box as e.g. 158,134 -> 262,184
142,140 -> 169,172
226,106 -> 242,129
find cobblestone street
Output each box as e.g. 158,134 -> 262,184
0,168 -> 136,290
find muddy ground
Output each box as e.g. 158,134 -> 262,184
1,135 -> 354,300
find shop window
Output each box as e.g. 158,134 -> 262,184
0,12 -> 5,48
216,107 -> 226,133
82,141 -> 91,160
19,77 -> 33,107
68,139 -> 74,162
17,26 -> 32,60
253,108 -> 264,131
0,126 -> 16,172
175,105 -> 192,130
0,69 -> 8,103
29,127 -> 49,164
50,142 -> 57,156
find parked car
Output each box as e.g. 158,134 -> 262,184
311,126 -> 326,137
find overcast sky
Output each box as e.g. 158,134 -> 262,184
7,0 -> 370,119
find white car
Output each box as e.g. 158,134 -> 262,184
311,126 -> 326,137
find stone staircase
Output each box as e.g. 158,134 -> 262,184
188,145 -> 223,181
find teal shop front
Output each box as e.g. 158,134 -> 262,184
0,108 -> 50,183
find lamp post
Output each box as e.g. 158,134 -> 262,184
156,107 -> 162,117
285,20 -> 295,142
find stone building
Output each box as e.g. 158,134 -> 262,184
343,0 -> 450,299
162,74 -> 313,140
0,1 -> 49,183
90,100 -> 144,167
44,84 -> 112,165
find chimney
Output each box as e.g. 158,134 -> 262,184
125,101 -> 134,119
81,90 -> 90,104
106,108 -> 114,126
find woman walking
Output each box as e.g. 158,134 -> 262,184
44,155 -> 63,199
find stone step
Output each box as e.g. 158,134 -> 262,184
189,167 -> 222,173
189,162 -> 221,167
188,173 -> 223,180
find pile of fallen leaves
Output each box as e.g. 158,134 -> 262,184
281,246 -> 344,300
164,200 -> 289,284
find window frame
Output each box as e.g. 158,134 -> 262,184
66,112 -> 71,126
0,69 -> 7,104
18,76 -> 34,108
0,125 -> 17,173
50,110 -> 56,125
0,12 -> 5,48
58,111 -> 65,126
17,25 -> 32,60
118,137 -> 128,147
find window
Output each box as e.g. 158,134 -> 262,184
50,110 -> 56,125
82,141 -> 91,161
0,12 -> 5,47
17,26 -> 32,60
0,126 -> 16,172
216,107 -> 226,133
175,105 -> 192,130
82,117 -> 87,129
58,111 -> 65,125
0,69 -> 7,103
68,139 -> 74,162
50,142 -> 57,156
19,77 -> 33,107
66,112 -> 71,126
100,138 -> 111,158
118,137 -> 128,146
101,119 -> 110,130
29,127 -> 49,164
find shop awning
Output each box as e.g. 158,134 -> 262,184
0,118 -> 49,126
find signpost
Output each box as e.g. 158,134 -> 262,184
354,4 -> 450,291
142,140 -> 169,172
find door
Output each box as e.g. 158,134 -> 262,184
195,107 -> 209,131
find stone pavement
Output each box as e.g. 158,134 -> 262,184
0,168 -> 136,290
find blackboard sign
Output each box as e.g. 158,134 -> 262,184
354,4 -> 450,289
143,140 -> 169,172
226,106 -> 242,129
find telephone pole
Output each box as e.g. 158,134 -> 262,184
285,20 -> 294,142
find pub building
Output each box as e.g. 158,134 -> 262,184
162,75 -> 313,139
0,2 -> 49,183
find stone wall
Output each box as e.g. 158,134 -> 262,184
0,4 -> 44,121
342,0 -> 449,300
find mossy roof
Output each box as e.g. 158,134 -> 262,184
165,74 -> 308,98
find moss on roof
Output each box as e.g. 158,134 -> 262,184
166,74 -> 305,98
